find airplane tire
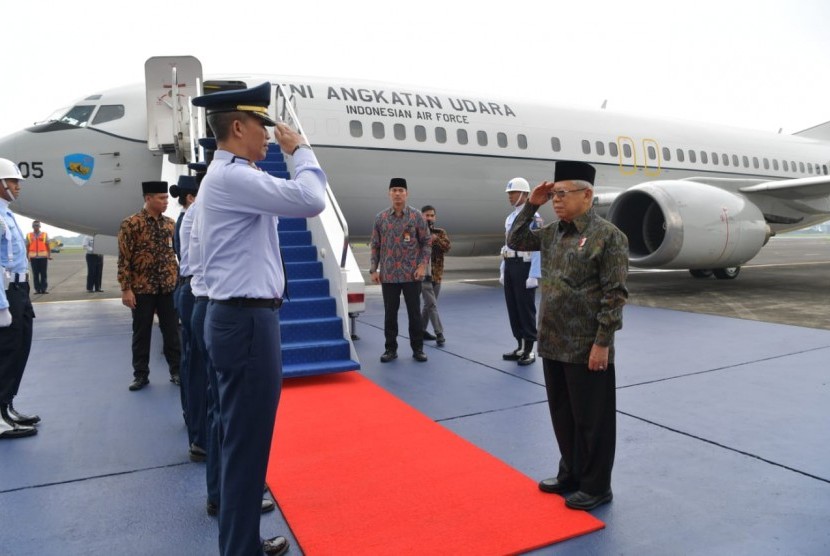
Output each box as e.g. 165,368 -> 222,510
713,267 -> 741,280
689,269 -> 713,278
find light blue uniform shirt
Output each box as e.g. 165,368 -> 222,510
188,200 -> 208,298
197,148 -> 327,300
179,205 -> 195,277
1,199 -> 29,309
501,203 -> 542,279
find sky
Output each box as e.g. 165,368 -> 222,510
3,0 -> 829,237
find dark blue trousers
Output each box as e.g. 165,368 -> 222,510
0,282 -> 34,404
192,298 -> 220,506
176,281 -> 206,449
206,302 -> 281,556
503,258 -> 537,342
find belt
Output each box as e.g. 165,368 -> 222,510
180,275 -> 192,283
11,272 -> 28,283
195,296 -> 209,302
213,297 -> 283,309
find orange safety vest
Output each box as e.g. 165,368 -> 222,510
26,232 -> 50,258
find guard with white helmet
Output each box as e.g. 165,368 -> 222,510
0,157 -> 40,439
500,177 -> 542,365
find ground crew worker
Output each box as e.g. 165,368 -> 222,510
26,221 -> 51,294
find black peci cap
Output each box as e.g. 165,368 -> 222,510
389,177 -> 407,189
142,181 -> 168,195
554,161 -> 596,186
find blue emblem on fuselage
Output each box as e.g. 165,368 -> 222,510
64,153 -> 95,186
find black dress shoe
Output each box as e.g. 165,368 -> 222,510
206,498 -> 276,517
413,350 -> 428,362
436,333 -> 446,346
565,489 -> 613,510
538,477 -> 578,494
380,350 -> 398,363
169,374 -> 181,386
502,347 -> 522,361
128,378 -> 149,391
7,403 -> 40,426
518,351 -> 536,366
423,330 -> 437,341
189,444 -> 207,462
262,536 -> 289,556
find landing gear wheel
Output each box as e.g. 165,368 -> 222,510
689,269 -> 713,278
713,267 -> 741,280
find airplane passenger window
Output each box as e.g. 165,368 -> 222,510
595,141 -> 605,156
477,131 -> 488,146
435,127 -> 447,143
742,156 -> 749,168
551,137 -> 561,152
773,160 -> 779,171
648,146 -> 657,160
732,155 -> 739,166
457,129 -> 468,145
722,154 -> 729,166
807,162 -> 813,173
414,125 -> 426,142
688,150 -> 696,163
662,147 -> 671,161
582,140 -> 591,154
517,134 -> 527,149
700,151 -> 708,164
675,148 -> 684,162
799,162 -> 805,173
823,165 -> 828,175
763,158 -> 770,170
712,152 -> 718,165
394,124 -> 406,140
608,142 -> 618,157
497,132 -> 508,148
372,122 -> 385,139
753,157 -> 759,169
59,105 -> 95,127
91,105 -> 125,125
349,120 -> 363,138
623,143 -> 632,158
783,160 -> 789,171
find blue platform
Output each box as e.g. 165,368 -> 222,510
1,283 -> 829,555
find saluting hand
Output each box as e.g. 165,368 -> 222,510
274,123 -> 306,155
529,181 -> 555,206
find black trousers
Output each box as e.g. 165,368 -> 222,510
0,283 -> 34,404
85,253 -> 104,291
503,258 -> 537,342
381,281 -> 423,352
30,258 -> 48,292
131,292 -> 181,380
543,358 -> 616,495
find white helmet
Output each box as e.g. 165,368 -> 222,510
505,177 -> 529,193
0,158 -> 24,181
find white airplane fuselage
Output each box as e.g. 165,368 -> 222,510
2,74 -> 829,270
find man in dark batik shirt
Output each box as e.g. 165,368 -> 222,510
508,161 -> 628,512
369,178 -> 431,363
118,181 -> 181,392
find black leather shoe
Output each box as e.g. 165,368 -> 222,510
413,351 -> 428,362
206,498 -> 276,517
380,350 -> 398,363
518,351 -> 536,366
423,330 -> 437,341
0,407 -> 38,439
436,333 -> 446,346
170,374 -> 181,386
7,403 -> 40,426
502,347 -> 522,361
565,489 -> 613,510
263,536 -> 289,556
189,444 -> 207,462
538,477 -> 578,494
128,378 -> 149,391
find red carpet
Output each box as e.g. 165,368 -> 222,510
266,372 -> 603,555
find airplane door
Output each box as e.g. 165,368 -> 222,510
144,56 -> 203,164
642,138 -> 662,176
617,136 -> 637,175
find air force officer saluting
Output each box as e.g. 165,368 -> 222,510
192,82 -> 326,556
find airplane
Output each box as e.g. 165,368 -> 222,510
1,55 -> 829,286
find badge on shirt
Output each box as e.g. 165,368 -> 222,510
578,237 -> 587,250
403,231 -> 411,243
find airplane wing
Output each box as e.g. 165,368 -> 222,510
738,175 -> 830,199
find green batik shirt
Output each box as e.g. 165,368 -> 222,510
507,204 -> 629,364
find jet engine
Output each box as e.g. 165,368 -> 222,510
607,181 -> 771,271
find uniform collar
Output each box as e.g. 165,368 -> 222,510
0,197 -> 9,211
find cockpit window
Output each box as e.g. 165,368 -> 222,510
59,105 -> 95,127
92,105 -> 125,125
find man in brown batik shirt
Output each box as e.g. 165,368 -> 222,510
118,181 -> 181,391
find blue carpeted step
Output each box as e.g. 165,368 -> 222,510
280,230 -> 312,246
257,161 -> 288,174
285,261 -> 323,280
283,359 -> 360,378
285,278 -> 330,298
280,297 -> 336,321
282,245 -> 317,263
281,317 -> 346,343
278,218 -> 308,232
282,339 -> 352,366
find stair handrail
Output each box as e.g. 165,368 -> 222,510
274,83 -> 351,269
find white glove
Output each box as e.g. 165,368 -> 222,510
499,273 -> 505,286
0,308 -> 12,327
526,277 -> 538,289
